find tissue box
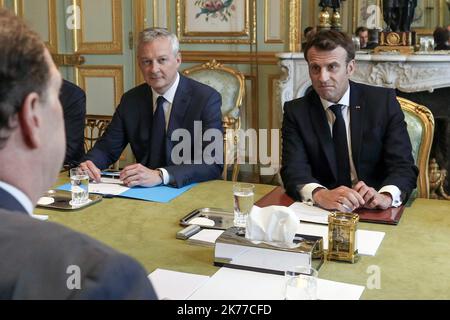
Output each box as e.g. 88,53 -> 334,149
214,227 -> 324,275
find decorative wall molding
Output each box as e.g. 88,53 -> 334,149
181,51 -> 279,65
75,65 -> 124,110
288,0 -> 301,52
264,0 -> 285,44
134,0 -> 146,85
74,0 -> 123,54
17,0 -> 58,53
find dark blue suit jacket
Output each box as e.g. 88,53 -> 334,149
84,74 -> 223,187
60,80 -> 86,167
281,81 -> 418,203
0,187 -> 157,300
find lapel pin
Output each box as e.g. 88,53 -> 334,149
355,105 -> 361,109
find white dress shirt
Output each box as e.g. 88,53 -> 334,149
0,181 -> 33,215
299,85 -> 402,207
150,72 -> 180,185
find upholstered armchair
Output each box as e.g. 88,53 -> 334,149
183,60 -> 245,181
397,97 -> 434,199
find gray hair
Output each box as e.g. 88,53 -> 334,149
138,28 -> 180,56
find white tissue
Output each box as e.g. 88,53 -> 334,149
245,206 -> 300,244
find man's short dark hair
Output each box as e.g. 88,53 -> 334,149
433,27 -> 449,45
0,9 -> 50,148
303,29 -> 355,64
355,26 -> 368,36
304,26 -> 314,37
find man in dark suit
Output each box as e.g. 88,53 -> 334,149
60,79 -> 86,167
80,28 -> 223,188
0,9 -> 156,299
281,30 -> 418,212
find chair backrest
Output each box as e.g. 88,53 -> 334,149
397,97 -> 434,198
84,114 -> 124,170
84,115 -> 112,153
182,60 -> 245,181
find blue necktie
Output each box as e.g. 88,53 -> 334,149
149,96 -> 166,169
329,104 -> 352,188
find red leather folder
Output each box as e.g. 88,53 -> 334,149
255,186 -> 405,225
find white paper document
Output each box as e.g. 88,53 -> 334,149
188,268 -> 364,300
289,202 -> 330,224
100,177 -> 123,185
89,182 -> 129,195
187,229 -> 224,246
297,223 -> 385,256
148,269 -> 210,300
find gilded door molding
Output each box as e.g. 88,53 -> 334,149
76,65 -> 124,109
134,0 -> 146,86
16,0 -> 58,53
265,0 -> 285,43
288,0 -> 301,52
74,0 -> 123,54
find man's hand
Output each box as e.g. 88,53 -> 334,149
353,181 -> 392,209
119,163 -> 162,187
312,186 -> 365,212
79,160 -> 102,183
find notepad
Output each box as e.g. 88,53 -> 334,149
148,269 -> 210,300
187,229 -> 224,247
187,268 -> 365,300
57,182 -> 197,203
289,202 -> 330,224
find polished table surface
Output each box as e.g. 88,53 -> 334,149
35,177 -> 450,300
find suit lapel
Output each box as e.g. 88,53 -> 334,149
309,92 -> 338,179
349,81 -> 364,177
166,75 -> 191,165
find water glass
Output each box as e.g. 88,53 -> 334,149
284,266 -> 318,300
70,167 -> 89,205
233,183 -> 255,228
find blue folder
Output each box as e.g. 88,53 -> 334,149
57,183 -> 197,203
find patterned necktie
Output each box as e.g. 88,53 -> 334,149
329,104 -> 352,188
149,96 -> 167,169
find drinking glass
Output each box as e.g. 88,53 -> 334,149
284,266 -> 318,300
70,167 -> 89,205
233,183 -> 255,228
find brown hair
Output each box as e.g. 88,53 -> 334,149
303,29 -> 355,64
0,9 -> 50,148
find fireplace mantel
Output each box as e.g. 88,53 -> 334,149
277,52 -> 450,109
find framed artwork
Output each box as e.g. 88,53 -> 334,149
411,0 -> 444,35
411,0 -> 426,28
353,0 -> 382,31
176,0 -> 255,43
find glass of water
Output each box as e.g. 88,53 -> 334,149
284,266 -> 318,300
70,167 -> 89,205
233,183 -> 255,228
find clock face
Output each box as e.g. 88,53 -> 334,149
386,32 -> 401,45
331,225 -> 350,253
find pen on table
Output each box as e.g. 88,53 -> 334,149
342,204 -> 353,212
